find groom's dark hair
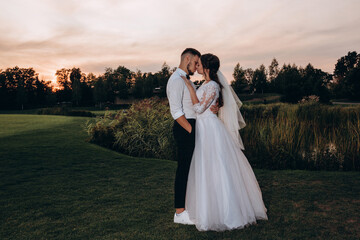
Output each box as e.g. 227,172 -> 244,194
181,48 -> 201,57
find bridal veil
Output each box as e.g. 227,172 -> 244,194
217,70 -> 246,150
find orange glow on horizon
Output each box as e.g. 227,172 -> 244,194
49,76 -> 61,92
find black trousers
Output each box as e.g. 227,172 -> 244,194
173,119 -> 196,208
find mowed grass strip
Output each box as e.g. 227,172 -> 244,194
0,115 -> 359,240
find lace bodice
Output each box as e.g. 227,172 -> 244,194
194,80 -> 219,117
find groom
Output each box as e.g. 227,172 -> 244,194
167,48 -> 219,224
166,48 -> 201,225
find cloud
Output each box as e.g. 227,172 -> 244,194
1,0 -> 360,83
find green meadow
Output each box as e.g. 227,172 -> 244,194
0,114 -> 359,239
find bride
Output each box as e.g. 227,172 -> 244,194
181,53 -> 268,231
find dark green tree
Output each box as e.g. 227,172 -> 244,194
231,63 -> 248,94
268,58 -> 280,83
133,70 -> 146,98
34,78 -> 53,107
104,66 -> 133,101
0,70 -> 8,109
251,64 -> 267,94
345,67 -> 360,100
5,67 -> 38,109
93,75 -> 107,108
56,68 -> 71,90
301,64 -> 331,103
143,73 -> 156,98
332,51 -> 360,100
245,68 -> 254,86
55,68 -> 72,102
16,77 -> 26,110
0,67 -> 52,109
70,68 -> 82,106
154,62 -> 171,97
273,64 -> 303,103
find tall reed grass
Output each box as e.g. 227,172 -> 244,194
241,103 -> 360,170
86,98 -> 360,171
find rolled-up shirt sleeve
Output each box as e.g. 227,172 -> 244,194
167,77 -> 185,120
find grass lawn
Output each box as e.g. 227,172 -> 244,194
0,114 -> 359,240
0,108 -> 124,117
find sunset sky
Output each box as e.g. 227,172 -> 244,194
0,0 -> 359,84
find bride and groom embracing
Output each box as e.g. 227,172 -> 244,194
166,48 -> 268,231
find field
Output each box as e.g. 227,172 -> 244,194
0,114 -> 359,239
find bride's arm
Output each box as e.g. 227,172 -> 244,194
181,76 -> 218,114
181,76 -> 219,114
181,76 -> 199,105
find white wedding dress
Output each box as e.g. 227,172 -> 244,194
185,80 -> 268,231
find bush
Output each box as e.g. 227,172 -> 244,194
85,111 -> 118,148
86,97 -> 176,159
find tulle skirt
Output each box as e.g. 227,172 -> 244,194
185,114 -> 268,231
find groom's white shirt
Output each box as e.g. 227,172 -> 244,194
166,68 -> 197,120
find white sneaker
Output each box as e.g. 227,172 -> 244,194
174,210 -> 195,225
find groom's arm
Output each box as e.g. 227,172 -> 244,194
175,115 -> 192,133
167,78 -> 192,133
210,100 -> 219,114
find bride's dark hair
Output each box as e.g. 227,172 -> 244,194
201,53 -> 223,107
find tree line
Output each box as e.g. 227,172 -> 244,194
231,51 -> 360,103
0,51 -> 359,110
0,63 -> 174,110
